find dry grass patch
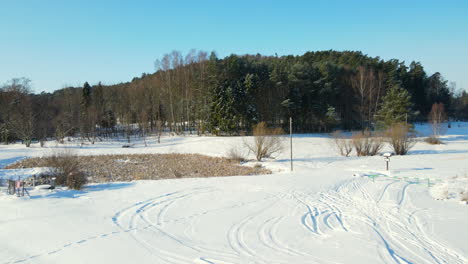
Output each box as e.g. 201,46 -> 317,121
5,153 -> 271,182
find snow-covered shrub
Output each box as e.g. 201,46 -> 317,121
227,145 -> 247,163
351,130 -> 384,156
66,170 -> 87,190
245,122 -> 284,161
385,123 -> 416,155
48,150 -> 86,190
331,131 -> 353,157
352,133 -> 368,156
368,133 -> 385,156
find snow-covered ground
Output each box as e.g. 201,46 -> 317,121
1,123 -> 467,264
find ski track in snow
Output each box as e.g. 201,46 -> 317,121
129,180 -> 451,264
4,178 -> 468,264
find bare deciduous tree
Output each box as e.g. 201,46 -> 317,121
351,66 -> 386,129
245,122 -> 284,161
429,103 -> 447,139
2,78 -> 35,147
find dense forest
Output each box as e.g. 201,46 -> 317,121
0,50 -> 467,146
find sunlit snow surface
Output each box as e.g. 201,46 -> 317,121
0,123 -> 467,264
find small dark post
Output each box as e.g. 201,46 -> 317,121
383,153 -> 392,171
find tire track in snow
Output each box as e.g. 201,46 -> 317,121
137,189 -> 243,264
258,217 -> 296,256
166,192 -> 282,263
353,179 -> 431,263
291,191 -> 322,235
113,187 -> 217,264
3,190 -> 188,264
131,187 -> 282,264
112,191 -> 180,229
323,176 -> 466,263
134,188 -> 226,264
377,180 -> 399,203
322,212 -> 341,231
318,193 -> 348,232
226,194 -> 282,264
373,181 -> 465,263
131,190 -> 283,264
398,183 -> 411,206
258,215 -> 320,259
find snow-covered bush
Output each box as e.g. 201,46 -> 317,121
385,123 -> 416,155
245,122 -> 284,161
331,131 -> 353,157
48,150 -> 86,190
351,130 -> 384,156
368,134 -> 385,156
66,170 -> 87,190
227,145 -> 247,163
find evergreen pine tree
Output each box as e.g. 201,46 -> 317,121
81,82 -> 92,109
243,73 -> 258,126
80,82 -> 92,137
376,85 -> 413,129
405,62 -> 427,115
206,52 -> 226,134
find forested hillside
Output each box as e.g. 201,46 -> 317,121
1,50 -> 466,146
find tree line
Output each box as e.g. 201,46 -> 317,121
0,50 -> 467,147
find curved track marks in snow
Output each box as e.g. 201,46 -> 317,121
7,178 -> 466,264
320,178 -> 466,264
109,180 -> 466,264
113,187 -> 221,264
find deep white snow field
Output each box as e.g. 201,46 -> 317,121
1,123 -> 467,264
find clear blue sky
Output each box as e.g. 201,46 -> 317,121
1,0 -> 467,93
